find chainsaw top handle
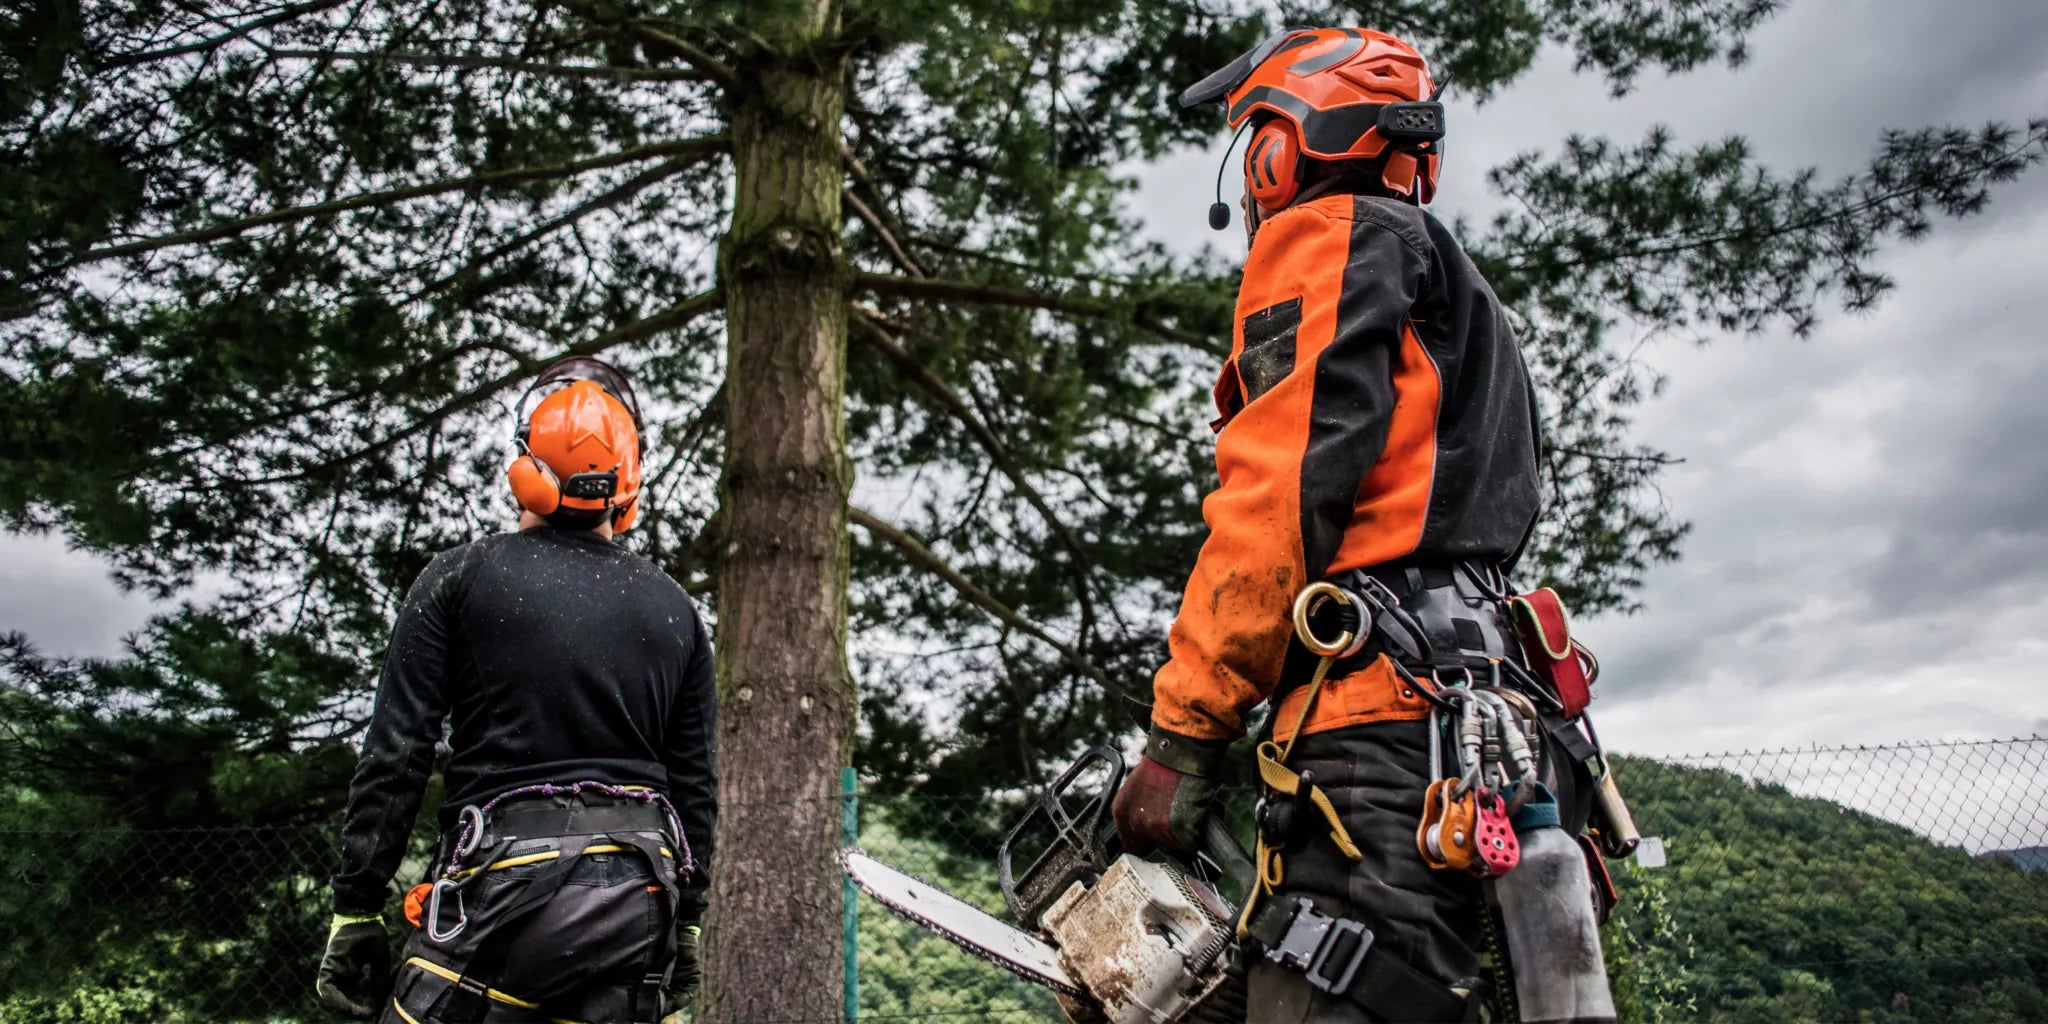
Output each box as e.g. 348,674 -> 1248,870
999,746 -> 1127,926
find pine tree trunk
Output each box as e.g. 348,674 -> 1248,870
704,1 -> 852,1019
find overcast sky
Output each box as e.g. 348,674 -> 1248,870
5,0 -> 2046,765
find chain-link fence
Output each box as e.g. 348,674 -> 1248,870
2,738 -> 2043,1023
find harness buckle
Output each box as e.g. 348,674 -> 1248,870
1265,898 -> 1373,997
426,877 -> 469,942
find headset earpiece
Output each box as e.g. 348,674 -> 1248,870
507,451 -> 563,516
1244,120 -> 1303,213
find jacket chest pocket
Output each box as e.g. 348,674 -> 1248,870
1212,297 -> 1303,432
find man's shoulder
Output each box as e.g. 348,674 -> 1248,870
1347,196 -> 1437,258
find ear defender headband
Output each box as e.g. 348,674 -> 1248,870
506,357 -> 646,527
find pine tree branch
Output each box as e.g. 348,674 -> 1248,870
851,312 -> 1101,648
97,0 -> 351,70
854,272 -> 1223,355
203,287 -> 723,488
1504,123 -> 2048,275
844,189 -> 925,278
1549,445 -> 1684,467
623,21 -> 738,91
848,504 -> 1141,712
263,48 -> 710,82
414,154 -> 706,298
54,136 -> 726,273
858,271 -> 1114,314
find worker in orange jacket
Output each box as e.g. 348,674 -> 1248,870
1113,28 -> 1592,1022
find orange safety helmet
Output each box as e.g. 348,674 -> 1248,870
506,356 -> 646,533
1183,27 -> 1445,211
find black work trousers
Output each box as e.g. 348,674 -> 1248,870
381,846 -> 674,1024
1245,717 -> 1591,1023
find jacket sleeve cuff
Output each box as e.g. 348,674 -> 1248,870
332,889 -> 387,918
1143,724 -> 1232,779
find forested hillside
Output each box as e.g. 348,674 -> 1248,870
1605,757 -> 2048,1022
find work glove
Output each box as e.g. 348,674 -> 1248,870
1112,725 -> 1229,856
315,912 -> 389,1019
671,923 -> 703,999
666,887 -> 706,1010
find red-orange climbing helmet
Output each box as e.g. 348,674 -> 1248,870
1183,27 -> 1445,207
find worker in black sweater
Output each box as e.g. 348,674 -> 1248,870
316,358 -> 717,1024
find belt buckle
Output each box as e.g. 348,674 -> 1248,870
1266,898 -> 1373,996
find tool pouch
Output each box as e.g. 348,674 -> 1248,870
1507,588 -> 1594,718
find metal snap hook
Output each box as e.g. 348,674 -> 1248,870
454,804 -> 485,859
425,878 -> 468,942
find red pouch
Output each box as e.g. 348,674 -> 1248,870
1576,832 -> 1619,926
1508,588 -> 1595,718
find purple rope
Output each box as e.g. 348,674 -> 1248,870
441,780 -> 693,882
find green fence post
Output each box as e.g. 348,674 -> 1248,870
842,766 -> 859,1023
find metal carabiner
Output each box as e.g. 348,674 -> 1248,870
1290,582 -> 1371,659
453,804 -> 485,859
425,877 -> 468,942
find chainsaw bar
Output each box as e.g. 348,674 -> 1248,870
840,848 -> 1082,997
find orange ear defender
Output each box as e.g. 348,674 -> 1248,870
505,357 -> 646,532
506,443 -> 565,516
1244,120 -> 1304,213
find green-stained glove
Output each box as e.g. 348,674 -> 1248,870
315,913 -> 389,1019
669,923 -> 703,1002
1112,725 -> 1230,855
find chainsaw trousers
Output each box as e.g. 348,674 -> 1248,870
1245,717 -> 1591,1022
381,849 -> 672,1023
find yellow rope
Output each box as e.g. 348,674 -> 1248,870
1236,650 -> 1365,940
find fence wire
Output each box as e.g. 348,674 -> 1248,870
0,738 -> 2042,1023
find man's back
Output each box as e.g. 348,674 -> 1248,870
333,525 -> 716,917
436,527 -> 711,811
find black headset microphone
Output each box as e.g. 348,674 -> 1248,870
1207,120 -> 1254,231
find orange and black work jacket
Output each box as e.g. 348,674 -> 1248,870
1153,193 -> 1540,745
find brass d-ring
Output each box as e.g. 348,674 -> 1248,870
1291,582 -> 1356,657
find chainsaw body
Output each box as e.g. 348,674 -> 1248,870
1041,854 -> 1246,1023
996,747 -> 1251,1024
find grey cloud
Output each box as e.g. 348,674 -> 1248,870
0,534 -> 157,659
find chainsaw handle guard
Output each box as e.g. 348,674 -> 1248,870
1186,812 -> 1256,900
999,746 -> 1127,927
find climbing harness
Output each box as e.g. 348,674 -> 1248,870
424,780 -> 688,942
395,780 -> 692,1024
1235,580 -> 1487,1020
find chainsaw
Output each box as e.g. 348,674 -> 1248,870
842,747 -> 1256,1023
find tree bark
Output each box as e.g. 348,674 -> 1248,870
704,1 -> 852,1020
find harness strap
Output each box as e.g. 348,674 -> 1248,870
1247,896 -> 1480,1023
1236,650 -> 1364,941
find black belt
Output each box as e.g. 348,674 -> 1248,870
484,799 -> 672,846
1247,897 -> 1479,1022
1286,560 -> 1518,684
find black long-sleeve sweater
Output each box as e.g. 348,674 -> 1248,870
332,526 -> 717,916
